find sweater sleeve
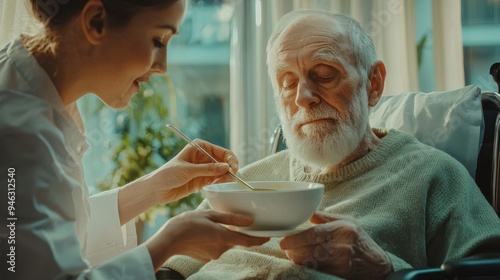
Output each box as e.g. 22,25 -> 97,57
425,157 -> 500,266
386,251 -> 413,271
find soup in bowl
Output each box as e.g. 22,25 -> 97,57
203,181 -> 324,232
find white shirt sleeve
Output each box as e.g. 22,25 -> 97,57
86,188 -> 139,266
76,246 -> 155,280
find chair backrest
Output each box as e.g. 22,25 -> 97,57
476,91 -> 500,214
269,89 -> 500,216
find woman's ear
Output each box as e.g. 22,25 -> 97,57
367,61 -> 387,107
80,1 -> 107,45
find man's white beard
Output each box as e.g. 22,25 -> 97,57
278,88 -> 369,172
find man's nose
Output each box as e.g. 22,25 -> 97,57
295,81 -> 320,108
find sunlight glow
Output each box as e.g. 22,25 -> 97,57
255,0 -> 262,26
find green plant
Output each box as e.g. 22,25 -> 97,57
417,32 -> 429,69
96,74 -> 204,224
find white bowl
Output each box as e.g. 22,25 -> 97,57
203,181 -> 324,231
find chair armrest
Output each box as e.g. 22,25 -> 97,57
441,253 -> 500,278
155,267 -> 185,280
386,268 -> 443,280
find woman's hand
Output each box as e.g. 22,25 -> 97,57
145,210 -> 270,270
279,211 -> 393,280
117,139 -> 239,225
144,139 -> 239,204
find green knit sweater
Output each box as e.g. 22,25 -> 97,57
167,129 -> 500,279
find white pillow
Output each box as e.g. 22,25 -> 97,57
369,85 -> 483,179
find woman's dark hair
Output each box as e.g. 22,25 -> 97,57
28,0 -> 179,28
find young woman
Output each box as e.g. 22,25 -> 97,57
0,0 -> 268,279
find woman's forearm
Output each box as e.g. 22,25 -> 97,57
117,177 -> 158,225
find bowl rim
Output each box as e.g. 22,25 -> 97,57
203,181 -> 325,193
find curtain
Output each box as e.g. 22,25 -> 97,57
0,0 -> 40,48
432,0 -> 465,90
229,0 -> 465,166
229,0 -> 279,166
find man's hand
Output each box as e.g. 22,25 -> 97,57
279,212 -> 393,280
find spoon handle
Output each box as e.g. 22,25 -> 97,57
166,124 -> 255,190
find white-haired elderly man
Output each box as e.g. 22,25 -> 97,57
166,10 -> 500,280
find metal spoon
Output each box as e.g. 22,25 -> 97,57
166,124 -> 258,191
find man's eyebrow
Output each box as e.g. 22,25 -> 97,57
275,60 -> 288,74
311,48 -> 338,62
274,53 -> 292,74
156,24 -> 179,34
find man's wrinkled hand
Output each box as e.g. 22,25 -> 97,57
279,211 -> 393,280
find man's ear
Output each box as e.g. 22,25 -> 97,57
80,1 -> 107,45
367,61 -> 386,107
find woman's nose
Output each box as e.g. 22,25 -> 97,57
151,48 -> 167,74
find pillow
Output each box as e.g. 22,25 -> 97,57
369,85 -> 483,179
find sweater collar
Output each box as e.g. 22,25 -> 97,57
289,129 -> 411,184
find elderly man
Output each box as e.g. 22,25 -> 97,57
166,10 -> 500,280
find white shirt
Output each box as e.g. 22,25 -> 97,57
0,37 -> 155,279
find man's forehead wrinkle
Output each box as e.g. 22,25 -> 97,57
277,20 -> 350,56
276,40 -> 351,65
276,32 -> 344,56
311,39 -> 353,61
272,15 -> 355,74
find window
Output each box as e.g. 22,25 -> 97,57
415,0 -> 500,92
462,0 -> 500,91
167,0 -> 233,147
